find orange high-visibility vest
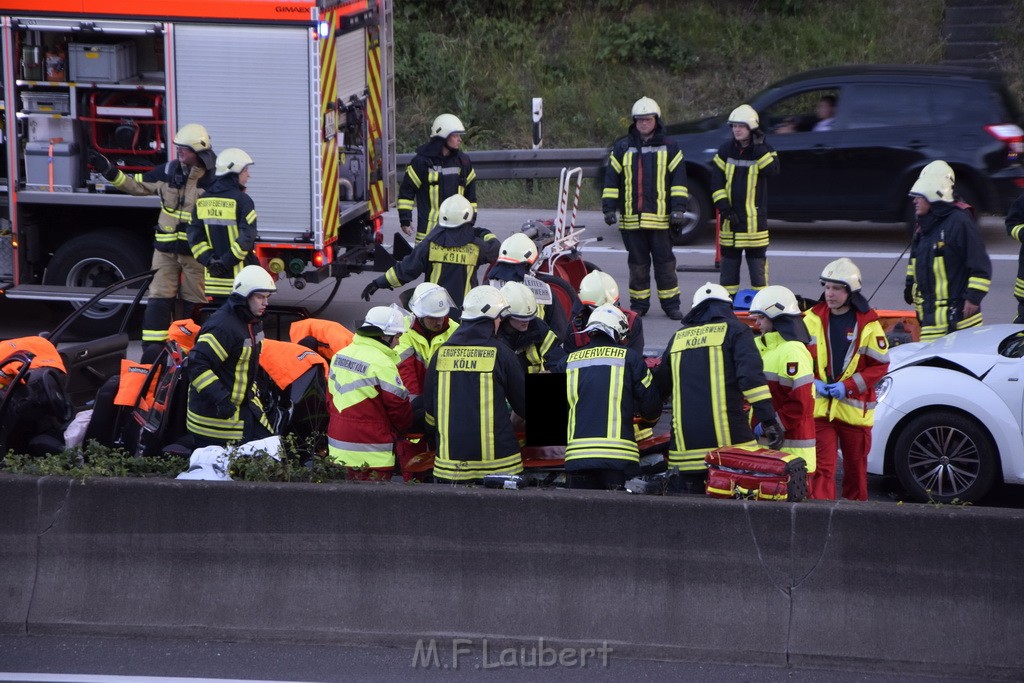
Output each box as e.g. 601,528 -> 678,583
168,319 -> 202,353
260,339 -> 328,390
0,336 -> 65,389
289,318 -> 354,360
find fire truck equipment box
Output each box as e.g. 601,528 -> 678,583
68,42 -> 136,83
20,92 -> 71,115
25,140 -> 81,190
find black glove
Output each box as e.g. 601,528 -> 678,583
726,211 -> 741,226
214,400 -> 236,420
88,149 -> 110,174
361,280 -> 380,301
669,211 -> 686,228
903,284 -> 914,305
207,260 -> 230,278
762,420 -> 784,450
603,212 -> 617,226
752,130 -> 766,145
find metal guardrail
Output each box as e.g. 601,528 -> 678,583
396,148 -> 608,181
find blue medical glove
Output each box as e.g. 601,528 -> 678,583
753,422 -> 765,438
825,382 -> 846,399
814,380 -> 828,397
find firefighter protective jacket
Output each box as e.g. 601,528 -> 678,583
396,317 -> 458,399
710,137 -> 779,248
602,120 -> 689,230
804,301 -> 890,427
1005,192 -> 1024,305
653,300 -> 775,472
557,335 -> 661,472
376,224 -> 499,308
498,317 -> 566,375
111,159 -> 215,255
423,317 -> 527,481
326,332 -> 413,470
186,294 -> 271,443
488,262 -> 571,341
289,318 -> 354,361
905,201 -> 991,341
187,174 -> 259,297
754,328 -> 816,472
566,301 -> 645,356
397,137 -> 478,242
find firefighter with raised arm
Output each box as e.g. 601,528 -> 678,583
186,265 -> 276,447
361,194 -> 498,315
748,286 -> 816,474
397,114 -> 478,244
711,104 -> 780,298
327,305 -> 414,481
497,281 -> 566,375
89,123 -> 216,361
558,305 -> 661,490
187,148 -> 259,301
905,160 -> 991,341
602,96 -> 688,320
653,282 -> 783,488
423,285 -> 527,483
805,258 -> 889,500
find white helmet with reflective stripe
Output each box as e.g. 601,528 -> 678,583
362,304 -> 412,336
909,159 -> 955,202
215,148 -> 253,177
497,233 -> 538,265
584,304 -> 629,342
173,123 -> 211,152
820,257 -> 862,293
728,104 -> 759,130
499,281 -> 538,320
631,96 -> 661,119
232,265 -> 276,297
692,281 -> 732,306
578,271 -> 619,307
438,194 -> 475,228
749,285 -> 800,319
409,282 -> 454,318
461,285 -> 509,321
431,113 -> 465,139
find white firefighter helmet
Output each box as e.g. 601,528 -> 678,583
692,281 -> 732,306
437,194 -> 475,228
820,257 -> 862,293
584,304 -> 629,342
749,285 -> 800,319
499,281 -> 538,320
361,304 -> 411,336
909,159 -> 955,202
409,282 -> 454,319
497,233 -> 538,265
232,265 -> 276,297
728,104 -> 759,130
578,271 -> 620,307
461,285 -> 509,321
631,96 -> 661,119
215,148 -> 253,177
173,123 -> 211,152
431,113 -> 466,139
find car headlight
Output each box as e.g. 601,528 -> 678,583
875,376 -> 892,403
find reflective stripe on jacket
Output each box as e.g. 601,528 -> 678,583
187,175 -> 258,297
754,331 -> 816,472
710,138 -> 779,248
602,120 -> 689,230
112,160 -> 213,254
396,318 -> 458,399
397,138 -> 478,242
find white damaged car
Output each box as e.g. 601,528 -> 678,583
868,324 -> 1024,503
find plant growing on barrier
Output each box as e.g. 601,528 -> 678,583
2,441 -> 188,479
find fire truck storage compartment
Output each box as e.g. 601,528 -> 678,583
68,42 -> 137,83
20,91 -> 71,115
25,140 -> 82,190
81,91 -> 165,171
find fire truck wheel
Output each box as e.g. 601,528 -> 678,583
43,232 -> 149,338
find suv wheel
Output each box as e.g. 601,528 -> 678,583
670,183 -> 711,246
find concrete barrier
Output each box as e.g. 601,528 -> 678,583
1,472 -> 1022,676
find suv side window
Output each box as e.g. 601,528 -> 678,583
764,88 -> 840,134
926,84 -> 1000,124
842,83 -> 927,129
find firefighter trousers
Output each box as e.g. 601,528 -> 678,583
719,246 -> 768,296
142,251 -> 207,345
620,229 -> 680,313
811,418 -> 870,501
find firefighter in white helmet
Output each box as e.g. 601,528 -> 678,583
397,113 -> 478,244
423,285 -> 527,483
747,285 -> 816,474
362,194 -> 498,315
326,304 -> 414,480
567,270 -> 645,355
711,104 -> 780,299
602,96 -> 688,320
186,265 -> 276,447
653,282 -> 782,488
556,304 -> 661,490
89,123 -> 217,361
395,282 -> 458,401
905,160 -> 991,340
187,148 -> 259,302
497,281 -> 566,375
487,232 -> 571,340
804,257 -> 889,501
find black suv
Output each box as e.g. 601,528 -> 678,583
665,65 -> 1024,244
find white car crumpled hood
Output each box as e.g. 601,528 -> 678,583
888,325 -> 1024,376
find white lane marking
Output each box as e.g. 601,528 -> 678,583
580,246 -> 1018,260
0,675 -> 320,683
